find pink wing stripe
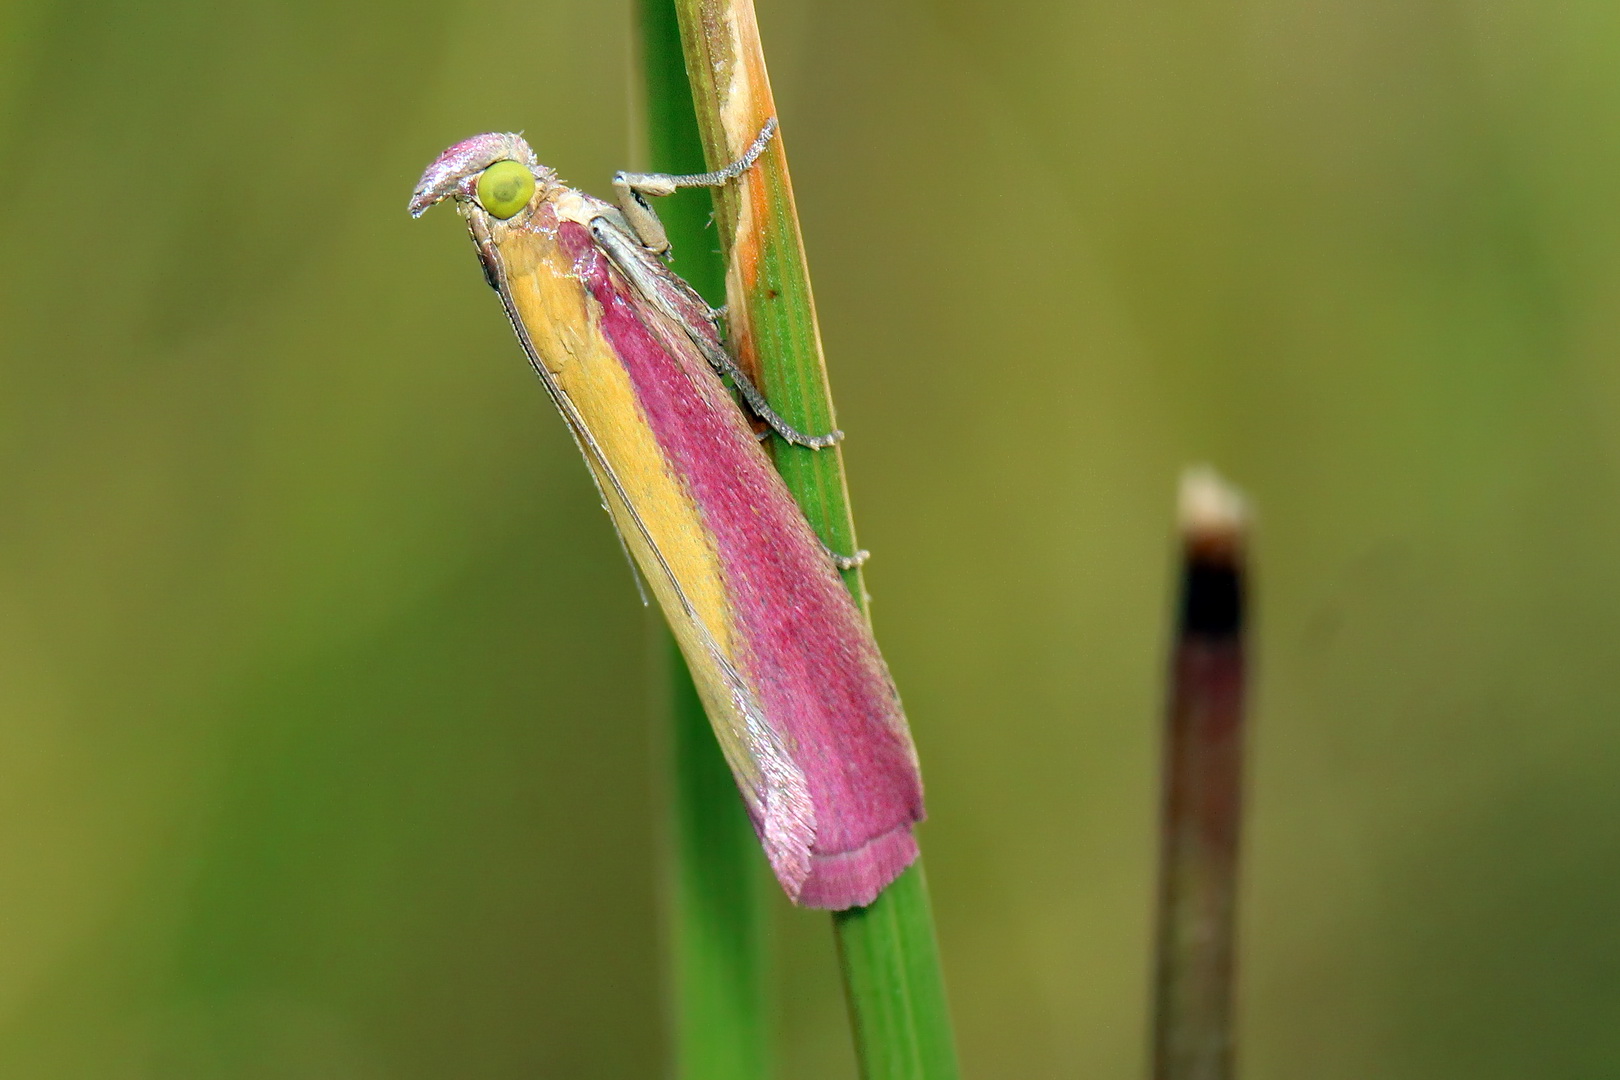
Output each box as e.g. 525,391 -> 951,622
562,221 -> 922,908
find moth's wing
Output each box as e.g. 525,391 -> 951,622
485,223 -> 815,890
580,214 -> 926,906
587,216 -> 735,372
572,411 -> 817,894
592,216 -> 842,453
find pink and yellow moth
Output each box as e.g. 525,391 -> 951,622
409,122 -> 923,909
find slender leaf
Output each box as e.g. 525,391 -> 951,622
665,3 -> 961,1076
638,3 -> 772,1077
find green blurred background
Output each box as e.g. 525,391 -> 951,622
4,0 -> 1620,1076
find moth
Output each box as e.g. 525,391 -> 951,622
409,121 -> 923,909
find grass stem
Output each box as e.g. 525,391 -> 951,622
638,3 -> 773,1076
663,2 -> 960,1076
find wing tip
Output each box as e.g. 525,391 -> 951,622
785,825 -> 921,911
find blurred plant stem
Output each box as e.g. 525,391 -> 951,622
664,1 -> 960,1077
638,2 -> 772,1077
1152,468 -> 1252,1080
661,635 -> 772,1080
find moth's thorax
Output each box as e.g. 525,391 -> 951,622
480,186 -> 614,260
549,186 -> 616,228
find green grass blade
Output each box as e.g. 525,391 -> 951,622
662,637 -> 772,1080
638,3 -> 773,1077
833,866 -> 959,1080
664,2 -> 961,1076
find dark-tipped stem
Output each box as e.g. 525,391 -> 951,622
1152,467 -> 1252,1080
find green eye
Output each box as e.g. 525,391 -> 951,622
477,160 -> 535,219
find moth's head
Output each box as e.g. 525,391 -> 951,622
408,133 -> 552,221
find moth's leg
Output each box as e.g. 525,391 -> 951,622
701,292 -> 841,448
680,299 -> 839,447
612,118 -> 779,255
605,120 -> 840,450
710,351 -> 842,449
821,539 -> 870,572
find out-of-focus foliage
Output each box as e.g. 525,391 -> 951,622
3,1 -> 1619,1077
